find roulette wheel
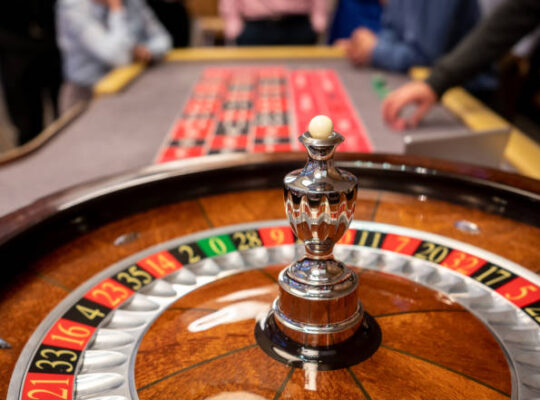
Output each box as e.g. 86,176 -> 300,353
2,117 -> 540,400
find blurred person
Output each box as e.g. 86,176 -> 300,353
219,0 -> 327,46
328,0 -> 383,45
343,0 -> 479,73
0,0 -> 62,145
56,0 -> 172,112
382,0 -> 540,130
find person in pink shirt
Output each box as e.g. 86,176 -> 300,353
220,0 -> 327,45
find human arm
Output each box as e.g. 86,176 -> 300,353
381,81 -> 437,130
345,27 -> 377,65
138,0 -> 172,59
219,0 -> 243,41
372,0 -> 478,72
345,4 -> 423,69
427,0 -> 540,96
370,28 -> 426,72
382,0 -> 540,130
60,0 -> 134,67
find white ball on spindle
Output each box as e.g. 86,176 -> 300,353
308,115 -> 333,139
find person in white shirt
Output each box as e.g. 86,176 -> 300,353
56,0 -> 172,111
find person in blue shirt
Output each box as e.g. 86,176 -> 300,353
328,0 -> 383,45
344,0 -> 480,72
56,0 -> 172,112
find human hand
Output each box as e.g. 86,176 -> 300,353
346,28 -> 377,66
382,81 -> 438,130
133,45 -> 153,63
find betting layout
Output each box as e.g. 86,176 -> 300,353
13,220 -> 540,399
156,67 -> 372,163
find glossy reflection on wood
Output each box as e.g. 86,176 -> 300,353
1,187 -> 536,398
134,267 -> 511,399
283,368 -> 367,399
350,347 -> 509,400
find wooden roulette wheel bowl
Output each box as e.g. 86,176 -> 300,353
2,150 -> 540,400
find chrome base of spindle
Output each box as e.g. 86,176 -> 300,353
273,298 -> 364,335
255,310 -> 381,371
275,257 -> 365,347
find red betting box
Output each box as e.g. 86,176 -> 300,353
41,318 -> 96,351
172,119 -> 213,140
83,278 -> 134,309
381,234 -> 422,255
496,277 -> 540,307
22,373 -> 74,400
259,226 -> 295,247
210,135 -> 248,150
440,250 -> 487,276
337,229 -> 357,245
138,250 -> 183,278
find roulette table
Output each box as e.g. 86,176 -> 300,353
1,47 -> 539,218
2,145 -> 540,399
